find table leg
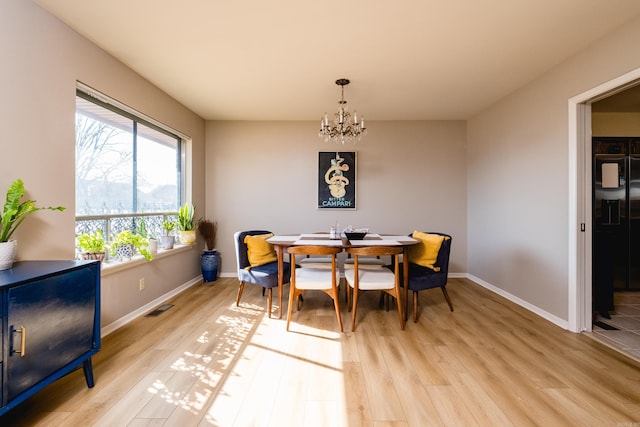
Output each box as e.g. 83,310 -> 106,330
276,245 -> 284,319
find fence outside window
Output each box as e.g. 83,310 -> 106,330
75,212 -> 178,259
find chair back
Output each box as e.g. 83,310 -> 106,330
346,246 -> 402,258
409,231 -> 452,276
288,245 -> 342,286
288,245 -> 342,257
234,230 -> 272,274
432,232 -> 452,277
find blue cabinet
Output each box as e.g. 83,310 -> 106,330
0,261 -> 100,415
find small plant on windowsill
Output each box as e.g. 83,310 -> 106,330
160,220 -> 176,249
76,229 -> 106,261
110,230 -> 153,261
177,203 -> 196,245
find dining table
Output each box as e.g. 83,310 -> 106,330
266,233 -> 419,319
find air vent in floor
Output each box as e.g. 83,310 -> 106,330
146,304 -> 174,317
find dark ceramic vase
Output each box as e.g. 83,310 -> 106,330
201,250 -> 219,282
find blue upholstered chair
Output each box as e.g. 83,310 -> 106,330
234,230 -> 291,318
400,232 -> 453,323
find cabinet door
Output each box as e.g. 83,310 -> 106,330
6,267 -> 96,400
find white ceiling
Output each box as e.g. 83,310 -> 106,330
34,0 -> 640,121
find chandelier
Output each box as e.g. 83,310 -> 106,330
319,78 -> 367,144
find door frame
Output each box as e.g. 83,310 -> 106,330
569,68 -> 640,332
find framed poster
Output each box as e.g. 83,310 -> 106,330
318,151 -> 356,209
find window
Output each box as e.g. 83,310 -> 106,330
75,87 -> 184,242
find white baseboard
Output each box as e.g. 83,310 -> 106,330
466,274 -> 569,330
101,276 -> 201,337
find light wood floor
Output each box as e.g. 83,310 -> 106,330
2,277 -> 640,426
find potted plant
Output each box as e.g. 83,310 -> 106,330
137,218 -> 157,255
76,229 -> 106,261
197,219 -> 219,282
177,203 -> 196,245
110,230 -> 154,261
160,219 -> 176,249
0,179 -> 65,270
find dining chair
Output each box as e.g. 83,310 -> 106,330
400,231 -> 453,322
343,254 -> 386,270
345,246 -> 404,331
297,232 -> 334,269
234,230 -> 291,318
286,245 -> 343,332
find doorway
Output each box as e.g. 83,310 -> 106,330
569,68 -> 640,334
568,74 -> 640,360
589,89 -> 640,360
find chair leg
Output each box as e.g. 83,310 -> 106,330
332,288 -> 343,332
236,281 -> 245,306
286,287 -> 297,331
413,291 -> 419,323
441,286 -> 454,311
267,288 -> 273,318
351,289 -> 359,332
395,290 -> 405,330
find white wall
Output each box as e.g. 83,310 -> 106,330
467,14 -> 640,321
206,120 -> 468,276
1,0 -> 206,328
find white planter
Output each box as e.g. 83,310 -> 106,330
115,244 -> 134,261
148,238 -> 158,256
0,240 -> 17,270
159,236 -> 175,249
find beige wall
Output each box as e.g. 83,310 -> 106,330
467,14 -> 640,322
206,120 -> 468,275
1,0 -> 206,329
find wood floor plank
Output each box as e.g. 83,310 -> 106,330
1,277 -> 639,426
355,327 -> 406,422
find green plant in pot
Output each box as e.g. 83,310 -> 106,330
0,179 -> 65,270
177,203 -> 196,245
137,218 -> 158,256
76,229 -> 106,261
160,220 -> 176,249
110,230 -> 154,261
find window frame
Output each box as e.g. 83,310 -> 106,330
75,83 -> 190,258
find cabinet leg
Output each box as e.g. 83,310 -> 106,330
83,358 -> 95,388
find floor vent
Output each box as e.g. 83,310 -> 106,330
593,320 -> 618,330
146,304 -> 174,317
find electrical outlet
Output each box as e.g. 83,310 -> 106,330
139,278 -> 145,291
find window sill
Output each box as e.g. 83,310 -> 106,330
100,244 -> 196,277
